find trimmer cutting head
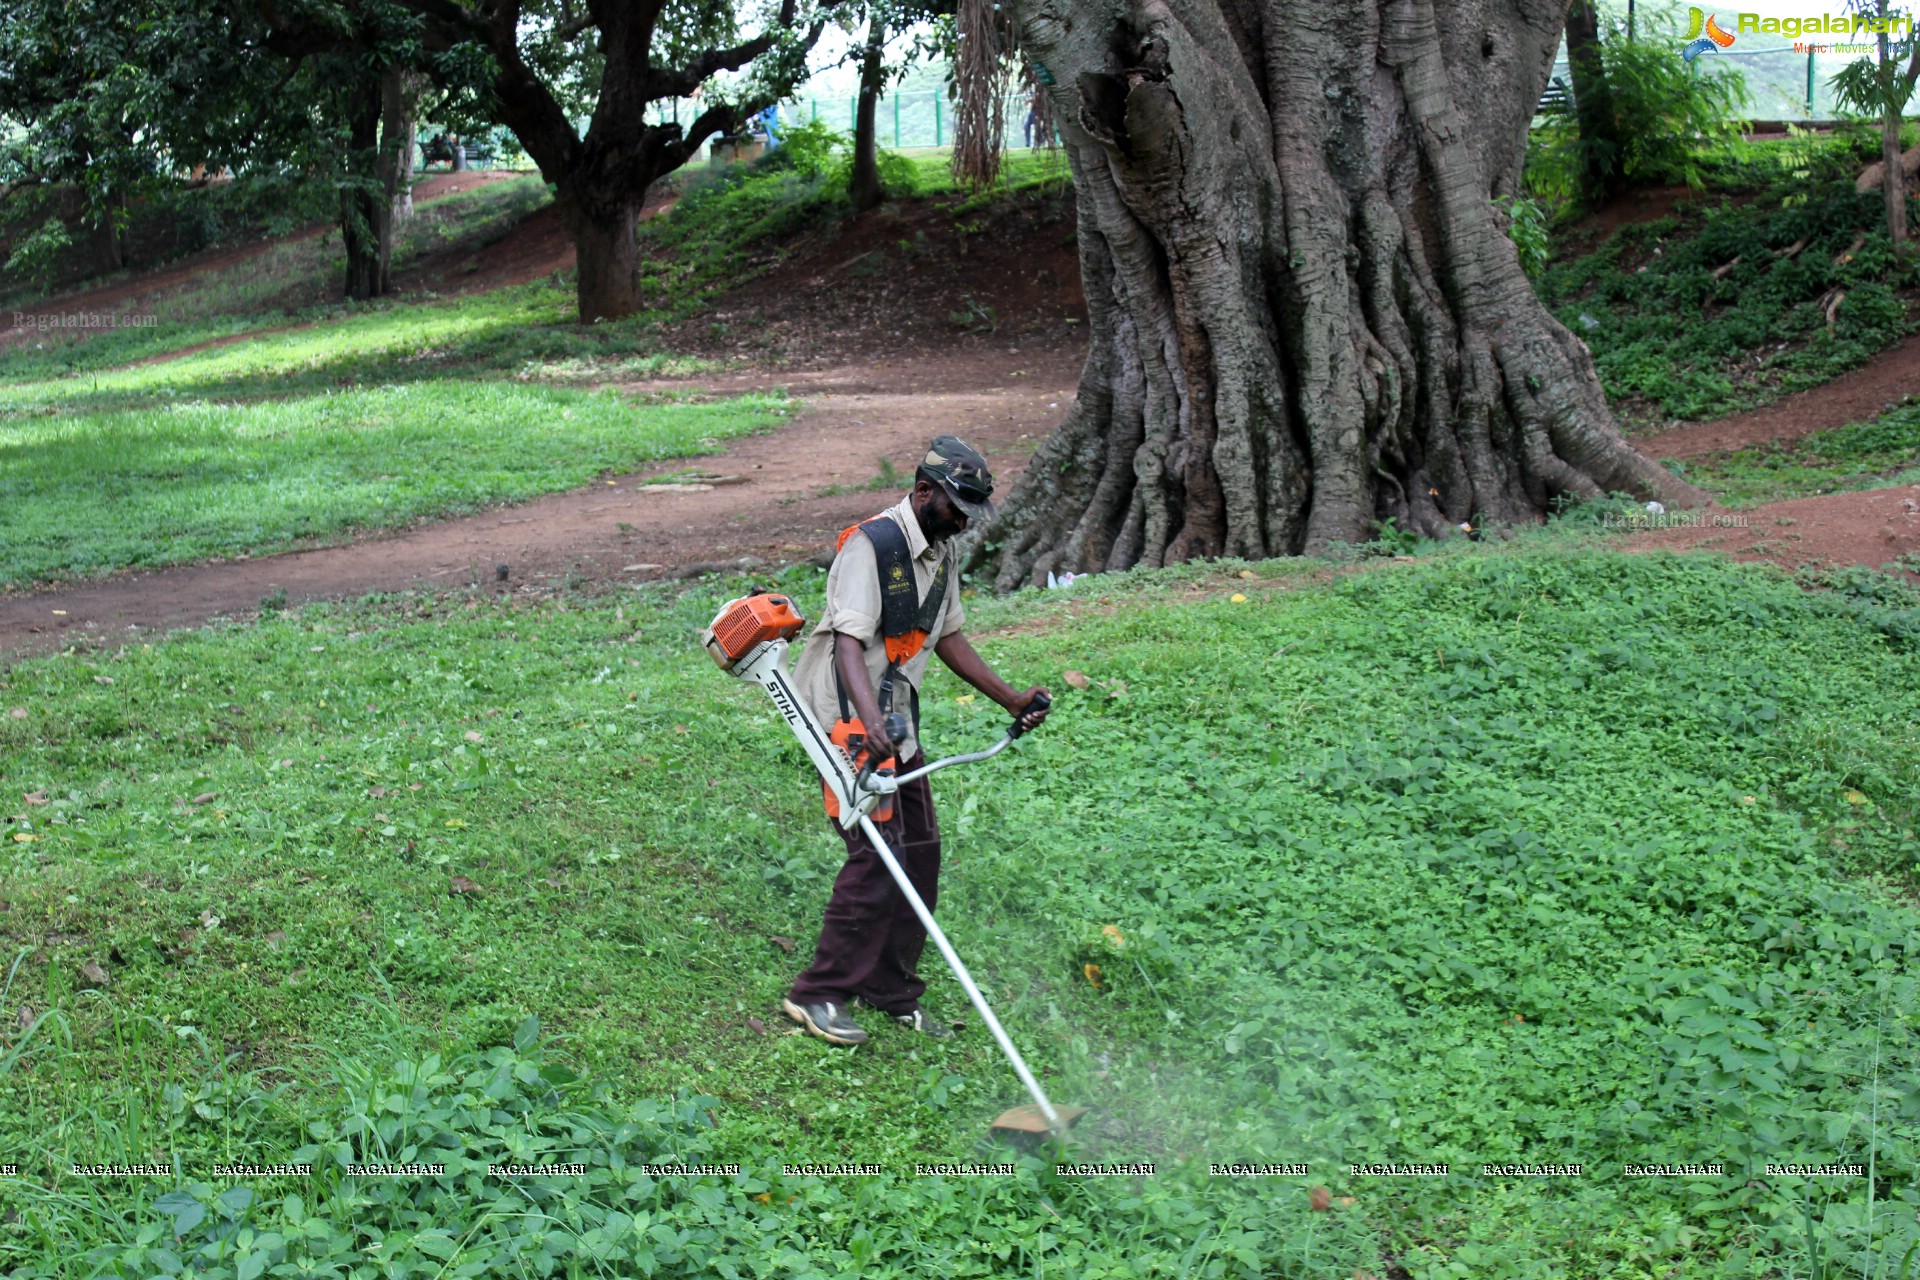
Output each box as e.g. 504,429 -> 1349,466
989,1104 -> 1091,1143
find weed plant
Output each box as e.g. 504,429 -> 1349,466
1538,182 -> 1919,424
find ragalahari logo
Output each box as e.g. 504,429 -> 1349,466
1683,6 -> 1915,57
1682,7 -> 1738,59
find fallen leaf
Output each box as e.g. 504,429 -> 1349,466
277,758 -> 293,769
464,731 -> 484,743
11,833 -> 37,843
1309,1186 -> 1332,1212
444,818 -> 468,829
1238,570 -> 1255,579
747,1017 -> 768,1035
1101,924 -> 1127,948
769,935 -> 796,953
1337,1197 -> 1357,1207
450,876 -> 484,896
190,792 -> 218,805
1230,593 -> 1249,603
1063,670 -> 1090,690
368,786 -> 388,799
1107,680 -> 1128,699
1844,790 -> 1869,805
93,675 -> 114,685
8,709 -> 26,719
16,1006 -> 32,1030
542,877 -> 564,888
22,791 -> 47,806
1083,963 -> 1103,988
264,930 -> 287,949
80,960 -> 110,987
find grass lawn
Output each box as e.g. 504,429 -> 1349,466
0,382 -> 789,587
2,544 -> 1917,1276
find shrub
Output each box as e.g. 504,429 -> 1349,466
1531,13 -> 1750,208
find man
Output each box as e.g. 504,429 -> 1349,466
782,436 -> 1050,1046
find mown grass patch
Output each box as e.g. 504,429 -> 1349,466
1664,399 -> 1920,506
0,283 -> 713,416
2,547 -> 1918,1275
1538,183 -> 1919,426
0,382 -> 788,587
5,175 -> 554,357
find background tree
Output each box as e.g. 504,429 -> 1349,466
971,0 -> 1702,587
1831,0 -> 1920,255
397,0 -> 829,322
257,0 -> 445,299
1563,0 -> 1624,206
846,9 -> 892,210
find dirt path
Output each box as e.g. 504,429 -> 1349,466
0,346 -> 1083,655
1633,327 -> 1920,460
1622,485 -> 1920,582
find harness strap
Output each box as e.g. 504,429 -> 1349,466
831,514 -> 951,739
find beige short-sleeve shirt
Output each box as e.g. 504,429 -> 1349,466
792,494 -> 966,762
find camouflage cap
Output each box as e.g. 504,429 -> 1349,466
916,434 -> 995,521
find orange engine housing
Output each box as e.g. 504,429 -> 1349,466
703,593 -> 806,669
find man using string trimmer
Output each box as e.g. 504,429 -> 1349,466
781,435 -> 1050,1046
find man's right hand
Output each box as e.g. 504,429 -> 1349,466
861,725 -> 896,769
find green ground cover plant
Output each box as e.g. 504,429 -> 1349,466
0,383 -> 788,587
1662,397 -> 1920,506
1537,181 -> 1919,425
2,546 -> 1916,1276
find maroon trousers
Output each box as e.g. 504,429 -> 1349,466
787,754 -> 940,1016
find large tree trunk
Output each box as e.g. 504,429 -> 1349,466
1564,0 -> 1622,206
981,0 -> 1703,587
561,194 -> 645,322
847,12 -> 889,213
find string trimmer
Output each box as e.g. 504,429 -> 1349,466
701,590 -> 1087,1142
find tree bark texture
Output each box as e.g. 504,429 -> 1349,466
340,72 -> 391,301
981,0 -> 1704,588
848,12 -> 889,213
383,67 -> 421,227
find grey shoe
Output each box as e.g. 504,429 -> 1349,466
782,998 -> 868,1046
891,1007 -> 955,1039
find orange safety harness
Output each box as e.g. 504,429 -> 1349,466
822,514 -> 951,820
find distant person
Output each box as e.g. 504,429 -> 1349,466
759,105 -> 782,149
1024,104 -> 1041,148
424,133 -> 453,169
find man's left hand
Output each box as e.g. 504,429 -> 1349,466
1009,686 -> 1051,733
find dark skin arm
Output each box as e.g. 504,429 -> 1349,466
832,629 -> 1050,765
